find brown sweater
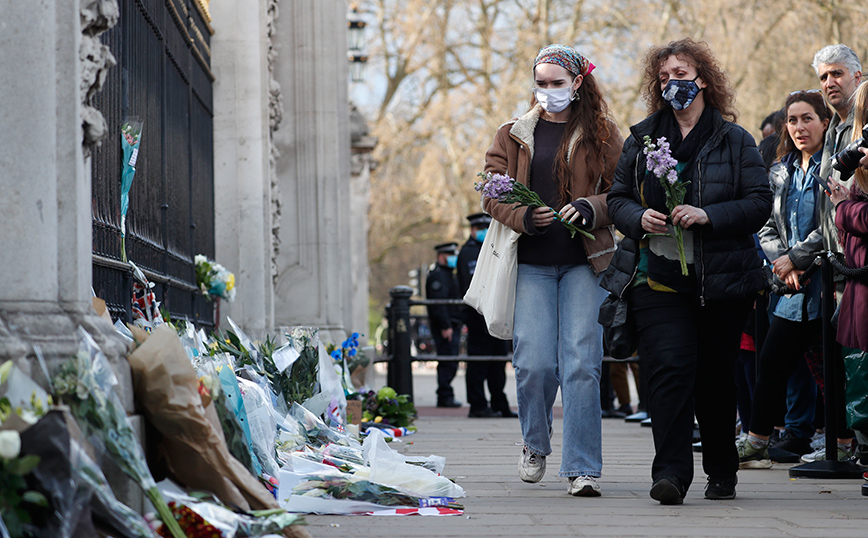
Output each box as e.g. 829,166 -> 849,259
482,104 -> 624,275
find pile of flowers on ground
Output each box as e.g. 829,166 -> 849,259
1,319 -> 461,536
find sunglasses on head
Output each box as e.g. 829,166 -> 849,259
789,89 -> 822,95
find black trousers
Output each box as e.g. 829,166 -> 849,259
632,285 -> 751,491
465,336 -> 509,413
433,323 -> 461,401
749,317 -> 847,437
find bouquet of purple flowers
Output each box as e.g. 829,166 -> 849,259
474,172 -> 594,240
642,135 -> 689,275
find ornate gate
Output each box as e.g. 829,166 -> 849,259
90,0 -> 215,328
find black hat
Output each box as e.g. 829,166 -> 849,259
467,212 -> 492,228
434,242 -> 459,255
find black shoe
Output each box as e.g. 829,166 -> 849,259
704,475 -> 737,500
437,398 -> 462,408
495,407 -> 518,418
602,408 -> 627,419
650,476 -> 685,505
768,446 -> 801,463
767,429 -> 782,447
773,429 -> 813,455
468,407 -> 501,418
616,403 -> 633,416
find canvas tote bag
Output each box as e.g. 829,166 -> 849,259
463,219 -> 521,339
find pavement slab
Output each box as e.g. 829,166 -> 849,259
301,366 -> 866,537
302,413 -> 867,537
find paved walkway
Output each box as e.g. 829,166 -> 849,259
303,367 -> 867,537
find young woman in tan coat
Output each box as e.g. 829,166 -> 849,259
481,44 -> 623,497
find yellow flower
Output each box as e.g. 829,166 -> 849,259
374,416 -> 383,423
226,273 -> 235,291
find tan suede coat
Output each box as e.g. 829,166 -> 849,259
482,104 -> 623,275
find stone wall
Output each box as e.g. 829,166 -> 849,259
0,0 -> 140,510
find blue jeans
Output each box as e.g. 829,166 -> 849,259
513,263 -> 605,477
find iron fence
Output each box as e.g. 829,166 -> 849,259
91,0 -> 215,329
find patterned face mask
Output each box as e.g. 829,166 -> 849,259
662,75 -> 703,111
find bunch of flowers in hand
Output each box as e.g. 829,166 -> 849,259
361,386 -> 416,429
642,135 -> 689,275
474,171 -> 594,240
194,254 -> 236,302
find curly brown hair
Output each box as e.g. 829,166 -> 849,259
641,38 -> 738,122
529,71 -> 614,207
775,91 -> 832,160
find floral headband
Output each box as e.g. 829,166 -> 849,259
533,44 -> 596,77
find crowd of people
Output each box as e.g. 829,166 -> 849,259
438,38 -> 868,504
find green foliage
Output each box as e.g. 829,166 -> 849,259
0,448 -> 47,538
214,329 -> 320,406
361,386 -> 417,428
294,474 -> 420,507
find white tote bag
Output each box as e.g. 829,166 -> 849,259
463,220 -> 521,340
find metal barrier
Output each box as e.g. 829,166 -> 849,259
381,285 -> 637,403
788,252 -> 863,479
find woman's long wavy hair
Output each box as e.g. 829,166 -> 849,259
641,38 -> 738,122
775,91 -> 831,160
852,81 -> 868,193
530,69 -> 614,208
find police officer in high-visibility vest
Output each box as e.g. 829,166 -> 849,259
457,213 -> 516,418
426,242 -> 463,407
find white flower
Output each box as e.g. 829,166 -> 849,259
194,254 -> 207,265
18,409 -> 38,426
0,430 -> 21,460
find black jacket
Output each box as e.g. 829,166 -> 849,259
602,107 -> 772,303
426,263 -> 461,331
457,236 -> 509,354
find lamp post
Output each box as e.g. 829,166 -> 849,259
347,5 -> 368,82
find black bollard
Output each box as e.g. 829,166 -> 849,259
789,256 -> 862,479
388,286 -> 415,402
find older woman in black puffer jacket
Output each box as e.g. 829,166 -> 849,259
601,38 -> 771,505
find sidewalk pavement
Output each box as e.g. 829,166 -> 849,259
303,366 -> 868,537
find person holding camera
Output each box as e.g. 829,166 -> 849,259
814,45 -> 862,254
829,82 -> 868,465
736,90 -> 832,468
793,44 -> 865,464
830,81 -> 868,352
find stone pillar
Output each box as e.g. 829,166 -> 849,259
0,0 -> 127,371
350,104 -> 377,336
272,0 -> 354,342
0,0 -> 137,508
210,0 -> 279,336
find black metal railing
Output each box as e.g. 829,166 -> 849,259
91,0 -> 214,329
380,286 -> 641,402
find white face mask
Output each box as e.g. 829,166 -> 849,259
533,75 -> 579,114
533,85 -> 573,114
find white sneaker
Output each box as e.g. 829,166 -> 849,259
800,444 -> 853,463
567,475 -> 601,497
518,446 -> 546,483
